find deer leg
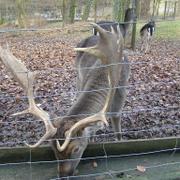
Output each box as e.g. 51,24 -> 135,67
145,33 -> 152,53
145,38 -> 148,52
110,87 -> 127,141
110,114 -> 122,141
148,36 -> 152,52
145,42 -> 148,53
76,76 -> 81,91
110,56 -> 130,141
140,37 -> 144,52
140,35 -> 146,52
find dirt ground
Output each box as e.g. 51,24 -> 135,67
0,23 -> 179,147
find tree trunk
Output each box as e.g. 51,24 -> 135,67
156,0 -> 161,16
139,0 -> 151,19
173,1 -> 177,19
62,0 -> 69,25
113,0 -> 131,22
152,0 -> 161,17
69,0 -> 76,23
178,0 -> 180,16
61,0 -> 76,25
131,0 -> 138,50
164,1 -> 167,19
113,0 -> 119,21
82,0 -> 93,21
15,0 -> 27,28
93,0 -> 98,22
125,0 -> 131,9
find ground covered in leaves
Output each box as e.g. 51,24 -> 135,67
0,25 -> 179,147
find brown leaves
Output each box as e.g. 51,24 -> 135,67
0,28 -> 179,147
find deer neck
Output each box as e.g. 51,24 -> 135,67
55,65 -> 113,139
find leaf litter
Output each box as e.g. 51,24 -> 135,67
0,27 -> 179,147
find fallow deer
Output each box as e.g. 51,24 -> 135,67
93,8 -> 135,38
0,23 -> 130,177
140,20 -> 155,53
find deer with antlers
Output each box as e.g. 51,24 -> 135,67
140,20 -> 156,53
93,8 -> 136,38
0,23 -> 130,177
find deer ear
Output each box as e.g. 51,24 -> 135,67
90,22 -> 107,38
74,46 -> 104,59
65,130 -> 69,137
110,26 -> 116,34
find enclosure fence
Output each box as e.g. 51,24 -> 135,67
0,45 -> 179,179
0,1 -> 180,180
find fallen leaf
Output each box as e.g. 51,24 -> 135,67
92,161 -> 98,168
137,165 -> 146,173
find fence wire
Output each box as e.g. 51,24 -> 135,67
0,1 -> 180,180
1,145 -> 180,180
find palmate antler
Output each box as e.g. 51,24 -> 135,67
0,46 -> 57,147
0,42 -> 110,151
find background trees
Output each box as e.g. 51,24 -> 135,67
0,0 -> 179,27
59,0 -> 76,25
113,0 -> 132,22
82,0 -> 93,21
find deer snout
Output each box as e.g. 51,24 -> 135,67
59,162 -> 75,177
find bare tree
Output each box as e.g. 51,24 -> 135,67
93,0 -> 98,22
69,0 -> 76,23
60,0 -> 76,25
178,0 -> 180,16
152,0 -> 161,17
113,0 -> 131,22
82,0 -> 93,21
15,0 -> 27,28
139,0 -> 151,19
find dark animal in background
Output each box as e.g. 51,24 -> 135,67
140,20 -> 155,53
93,8 -> 136,38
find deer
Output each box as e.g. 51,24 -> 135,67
93,8 -> 136,38
140,20 -> 155,53
0,23 -> 130,178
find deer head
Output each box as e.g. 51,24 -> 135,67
93,8 -> 136,38
0,23 -> 124,177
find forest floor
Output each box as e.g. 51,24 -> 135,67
0,22 -> 179,147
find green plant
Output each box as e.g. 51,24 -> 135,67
0,18 -> 5,25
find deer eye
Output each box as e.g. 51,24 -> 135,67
72,146 -> 80,153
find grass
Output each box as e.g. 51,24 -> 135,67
1,18 -> 180,41
136,20 -> 180,40
45,19 -> 180,41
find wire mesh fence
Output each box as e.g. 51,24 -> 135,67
0,0 -> 180,179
